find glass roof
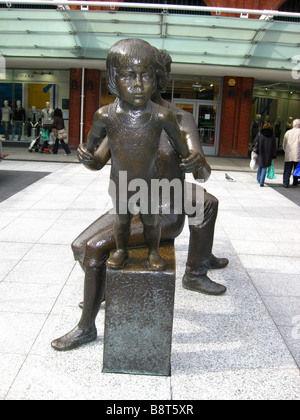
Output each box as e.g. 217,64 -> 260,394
0,8 -> 300,72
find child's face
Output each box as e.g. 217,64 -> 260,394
115,62 -> 156,108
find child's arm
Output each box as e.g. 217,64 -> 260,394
86,106 -> 108,154
77,137 -> 111,171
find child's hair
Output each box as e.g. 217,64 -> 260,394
106,38 -> 168,96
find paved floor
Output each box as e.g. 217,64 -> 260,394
0,148 -> 299,400
0,170 -> 50,203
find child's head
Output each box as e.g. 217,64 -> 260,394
107,39 -> 168,97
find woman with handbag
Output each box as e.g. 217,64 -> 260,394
253,122 -> 276,187
52,108 -> 71,155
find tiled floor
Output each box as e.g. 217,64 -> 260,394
0,156 -> 299,400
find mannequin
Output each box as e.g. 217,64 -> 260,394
273,115 -> 282,149
1,100 -> 12,140
250,114 -> 261,144
41,102 -> 54,127
12,100 -> 26,141
27,105 -> 41,138
41,102 -> 54,152
285,116 -> 293,132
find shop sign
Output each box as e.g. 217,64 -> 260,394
228,79 -> 236,86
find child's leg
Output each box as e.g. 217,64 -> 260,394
106,212 -> 132,269
140,213 -> 166,271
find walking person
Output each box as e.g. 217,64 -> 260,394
283,119 -> 300,188
253,122 -> 276,187
52,108 -> 71,155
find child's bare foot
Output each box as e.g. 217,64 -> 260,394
106,249 -> 128,269
148,252 -> 166,271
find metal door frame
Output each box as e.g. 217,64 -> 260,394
173,98 -> 221,156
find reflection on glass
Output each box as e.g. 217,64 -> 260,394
173,102 -> 194,115
165,75 -> 220,101
198,105 -> 216,147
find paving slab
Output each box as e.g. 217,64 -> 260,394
0,158 -> 299,400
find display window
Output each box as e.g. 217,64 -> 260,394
0,69 -> 69,143
168,75 -> 222,156
251,81 -> 300,149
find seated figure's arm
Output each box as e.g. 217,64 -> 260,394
176,111 -> 211,182
160,108 -> 190,159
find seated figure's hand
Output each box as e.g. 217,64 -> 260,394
180,150 -> 205,173
77,143 -> 103,171
180,150 -> 211,183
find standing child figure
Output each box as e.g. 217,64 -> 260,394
52,108 -> 71,155
86,39 -> 192,271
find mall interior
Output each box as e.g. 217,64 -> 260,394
0,0 -> 300,157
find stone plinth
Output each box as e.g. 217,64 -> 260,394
103,241 -> 176,376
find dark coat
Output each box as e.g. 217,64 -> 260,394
52,116 -> 65,131
254,127 -> 276,167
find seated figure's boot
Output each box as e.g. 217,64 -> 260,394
182,273 -> 227,296
209,254 -> 229,269
51,325 -> 97,351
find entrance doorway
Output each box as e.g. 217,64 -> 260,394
173,99 -> 220,156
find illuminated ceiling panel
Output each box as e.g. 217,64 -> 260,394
0,8 -> 299,72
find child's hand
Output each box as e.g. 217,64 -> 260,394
179,151 -> 205,173
77,144 -> 103,171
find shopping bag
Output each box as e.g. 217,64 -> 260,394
250,151 -> 258,170
266,161 -> 276,179
293,162 -> 300,177
57,128 -> 68,140
41,128 -> 50,142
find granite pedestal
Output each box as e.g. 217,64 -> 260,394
103,241 -> 176,376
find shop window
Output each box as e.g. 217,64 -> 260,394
0,69 -> 69,143
163,75 -> 221,101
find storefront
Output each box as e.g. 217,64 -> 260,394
0,69 -> 70,144
100,72 -> 223,156
1,69 -> 223,156
2,67 -> 299,158
0,2 -> 299,158
251,80 -> 300,149
170,75 -> 222,156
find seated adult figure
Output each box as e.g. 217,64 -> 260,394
51,46 -> 228,352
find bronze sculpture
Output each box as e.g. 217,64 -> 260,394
85,39 -> 194,271
51,39 -> 228,352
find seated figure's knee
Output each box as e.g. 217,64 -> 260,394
205,193 -> 219,214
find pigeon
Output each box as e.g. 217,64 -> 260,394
225,173 -> 236,182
